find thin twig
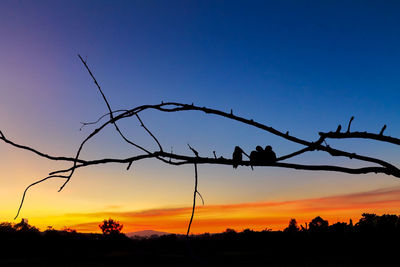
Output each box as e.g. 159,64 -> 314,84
197,191 -> 205,205
80,109 -> 128,130
135,113 -> 163,152
15,175 -> 68,219
0,131 -> 86,164
187,163 -> 198,237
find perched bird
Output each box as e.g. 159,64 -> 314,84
232,146 -> 243,169
232,146 -> 250,169
263,145 -> 276,164
250,146 -> 263,165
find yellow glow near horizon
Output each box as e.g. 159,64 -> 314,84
6,186 -> 400,234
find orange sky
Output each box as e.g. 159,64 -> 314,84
21,185 -> 400,234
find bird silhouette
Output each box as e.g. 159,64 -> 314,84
263,145 -> 276,164
250,146 -> 263,165
232,146 -> 243,169
232,146 -> 250,169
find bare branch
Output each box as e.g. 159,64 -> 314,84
15,175 -> 68,219
319,131 -> 400,146
135,113 -> 163,152
0,131 -> 86,164
187,163 -> 198,237
197,191 -> 205,205
78,55 -> 113,120
187,144 -> 199,157
80,109 -> 128,130
45,151 -> 399,178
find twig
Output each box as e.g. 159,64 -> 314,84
347,116 -> 354,133
136,113 -> 163,152
187,144 -> 199,157
319,131 -> 400,146
187,163 -> 198,237
0,131 -> 86,164
379,125 -> 387,135
15,175 -> 68,219
80,109 -> 128,130
197,191 -> 205,205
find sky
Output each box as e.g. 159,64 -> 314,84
0,0 -> 400,234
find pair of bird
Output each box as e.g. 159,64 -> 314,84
232,145 -> 276,169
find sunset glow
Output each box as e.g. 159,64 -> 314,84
1,1 -> 400,239
18,186 -> 400,234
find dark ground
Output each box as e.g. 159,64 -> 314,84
0,229 -> 398,266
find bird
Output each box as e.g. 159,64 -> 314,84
263,145 -> 276,164
250,146 -> 263,165
232,146 -> 243,169
232,146 -> 250,169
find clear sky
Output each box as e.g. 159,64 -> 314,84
0,0 -> 400,234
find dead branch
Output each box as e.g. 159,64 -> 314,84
187,163 -> 199,236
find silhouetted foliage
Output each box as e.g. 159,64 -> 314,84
329,222 -> 351,233
99,218 -> 123,235
284,218 -> 300,233
355,213 -> 379,231
2,213 -> 400,266
0,222 -> 15,234
309,216 -> 329,232
377,214 -> 400,232
13,218 -> 39,233
355,213 -> 400,233
62,226 -> 77,233
224,228 -> 237,234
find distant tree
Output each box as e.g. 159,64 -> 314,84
13,218 -> 39,233
355,213 -> 378,231
99,218 -> 123,235
225,228 -> 237,234
309,216 -> 329,232
284,218 -> 299,233
376,214 -> 400,232
62,227 -> 77,233
0,222 -> 15,234
329,222 -> 351,233
242,228 -> 254,235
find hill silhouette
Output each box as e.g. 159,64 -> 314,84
126,229 -> 170,238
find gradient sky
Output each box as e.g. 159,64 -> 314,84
1,1 -> 400,234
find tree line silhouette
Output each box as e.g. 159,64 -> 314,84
3,213 -> 399,237
1,213 -> 399,266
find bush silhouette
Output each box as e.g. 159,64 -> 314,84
99,218 -> 123,235
13,218 -> 39,233
309,216 -> 329,232
284,218 -> 300,233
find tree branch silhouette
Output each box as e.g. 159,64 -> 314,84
1,55 -> 400,235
